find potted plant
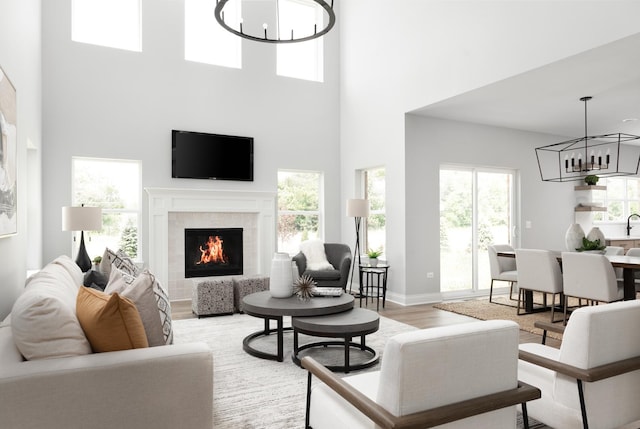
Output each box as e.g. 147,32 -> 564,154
92,255 -> 102,271
576,236 -> 606,253
585,175 -> 599,186
367,248 -> 383,267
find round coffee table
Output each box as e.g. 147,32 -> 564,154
241,291 -> 354,362
291,308 -> 380,373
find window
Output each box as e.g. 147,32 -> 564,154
276,0 -> 324,82
594,177 -> 640,222
72,157 -> 142,262
185,0 -> 242,68
72,0 -> 141,52
277,170 -> 323,255
363,167 -> 386,256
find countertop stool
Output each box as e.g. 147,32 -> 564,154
291,308 -> 380,373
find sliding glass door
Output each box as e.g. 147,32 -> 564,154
440,166 -> 517,295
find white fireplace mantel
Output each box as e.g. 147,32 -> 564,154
145,187 -> 277,291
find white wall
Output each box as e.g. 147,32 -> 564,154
41,1 -> 341,266
0,0 -> 41,320
404,115 -> 574,304
339,1 -> 640,304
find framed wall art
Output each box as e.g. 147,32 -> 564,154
0,65 -> 17,237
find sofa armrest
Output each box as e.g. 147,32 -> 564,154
0,342 -> 213,429
303,356 -> 540,429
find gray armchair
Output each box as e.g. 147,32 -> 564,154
292,243 -> 351,289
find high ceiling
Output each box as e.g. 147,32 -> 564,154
411,33 -> 640,139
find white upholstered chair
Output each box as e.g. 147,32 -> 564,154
605,245 -> 625,279
515,249 -> 563,322
518,300 -> 640,429
302,320 -> 540,429
624,247 -> 640,291
488,244 -> 518,302
561,251 -> 624,323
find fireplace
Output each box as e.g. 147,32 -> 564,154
184,228 -> 243,278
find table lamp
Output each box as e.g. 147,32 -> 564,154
62,205 -> 102,272
346,198 -> 370,292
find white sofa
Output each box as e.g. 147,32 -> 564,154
0,256 -> 213,429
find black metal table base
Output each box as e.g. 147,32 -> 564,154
291,333 -> 379,373
242,316 -> 292,362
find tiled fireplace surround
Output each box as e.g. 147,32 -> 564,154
146,188 -> 276,301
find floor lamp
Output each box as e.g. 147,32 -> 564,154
62,205 -> 103,272
346,198 -> 370,293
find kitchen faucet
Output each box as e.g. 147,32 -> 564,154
627,213 -> 640,236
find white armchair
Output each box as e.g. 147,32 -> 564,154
302,320 -> 540,429
519,300 -> 640,429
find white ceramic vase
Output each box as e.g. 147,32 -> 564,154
565,223 -> 585,251
587,226 -> 606,245
369,257 -> 379,267
270,252 -> 293,298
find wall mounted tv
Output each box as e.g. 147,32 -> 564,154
171,130 -> 254,181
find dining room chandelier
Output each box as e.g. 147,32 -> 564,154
535,96 -> 640,182
214,0 -> 336,44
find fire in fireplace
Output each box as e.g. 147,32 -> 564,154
184,228 -> 243,278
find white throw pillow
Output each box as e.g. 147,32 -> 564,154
300,240 -> 334,271
105,268 -> 165,347
11,285 -> 92,360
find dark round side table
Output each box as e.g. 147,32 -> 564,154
291,307 -> 380,373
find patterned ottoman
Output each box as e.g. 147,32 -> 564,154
192,278 -> 235,317
233,276 -> 270,313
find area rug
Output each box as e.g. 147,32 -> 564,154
172,313 -> 416,428
434,295 -> 565,340
172,313 -> 544,428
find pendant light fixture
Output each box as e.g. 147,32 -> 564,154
535,96 -> 640,182
214,0 -> 335,44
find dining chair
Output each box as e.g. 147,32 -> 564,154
625,247 -> 640,292
605,245 -> 625,279
560,251 -> 624,324
518,300 -> 640,429
487,244 -> 518,303
515,249 -> 563,323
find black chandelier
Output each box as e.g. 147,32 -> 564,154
214,0 -> 336,44
535,96 -> 640,182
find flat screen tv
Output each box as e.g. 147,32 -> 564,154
172,130 -> 254,181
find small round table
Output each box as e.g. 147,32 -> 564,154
359,264 -> 390,311
242,291 -> 355,362
291,308 -> 380,373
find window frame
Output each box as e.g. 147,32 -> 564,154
593,176 -> 640,223
276,0 -> 324,82
277,169 -> 325,255
362,167 -> 386,256
71,157 -> 143,262
71,0 -> 142,52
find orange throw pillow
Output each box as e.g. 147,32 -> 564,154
76,287 -> 149,352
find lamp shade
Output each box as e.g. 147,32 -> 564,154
62,206 -> 102,231
346,199 -> 370,218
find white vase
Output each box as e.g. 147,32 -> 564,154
565,223 -> 585,251
270,252 -> 293,298
587,227 -> 606,245
369,257 -> 378,267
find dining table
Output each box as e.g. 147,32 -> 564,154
496,250 -> 640,312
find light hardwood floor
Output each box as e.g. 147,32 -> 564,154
171,293 -> 561,348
